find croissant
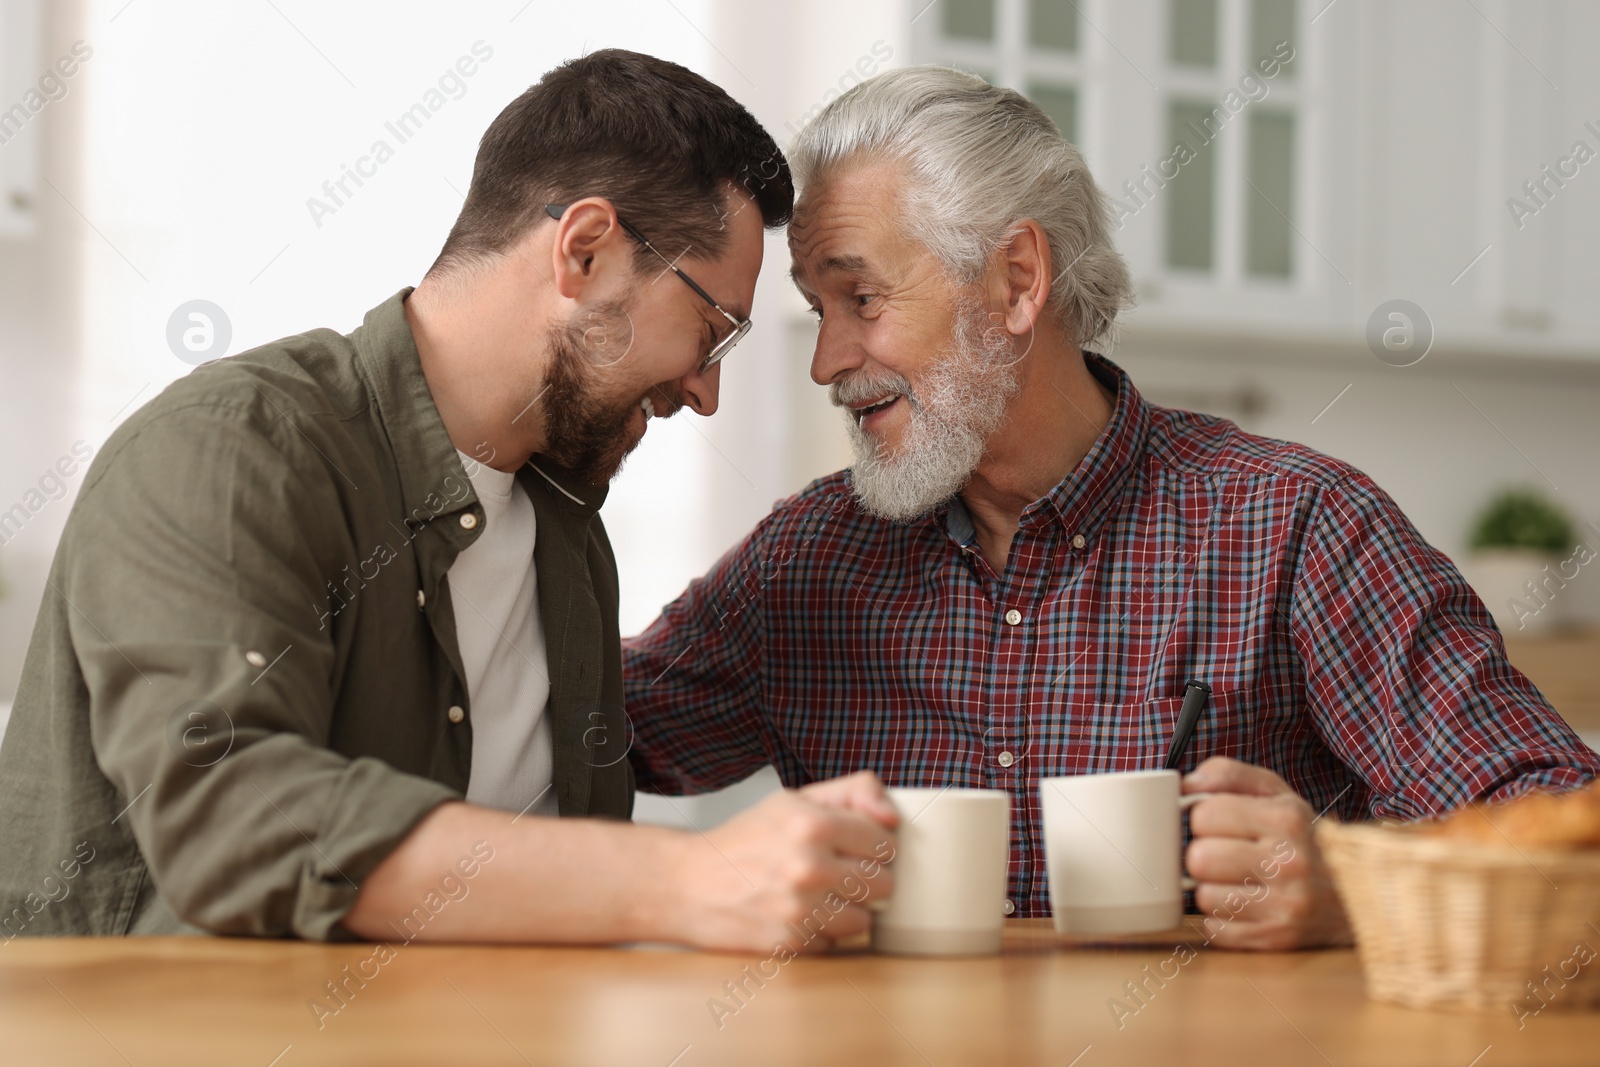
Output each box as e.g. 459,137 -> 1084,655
1425,780 -> 1600,849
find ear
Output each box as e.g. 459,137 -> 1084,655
547,198 -> 633,301
987,219 -> 1052,338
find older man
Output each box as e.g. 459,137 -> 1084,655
622,66 -> 1600,949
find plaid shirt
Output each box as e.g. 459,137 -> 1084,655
622,353 -> 1598,917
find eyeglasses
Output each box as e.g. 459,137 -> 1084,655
544,203 -> 752,372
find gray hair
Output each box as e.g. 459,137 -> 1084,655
789,66 -> 1133,349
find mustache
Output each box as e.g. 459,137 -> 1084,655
829,369 -> 916,409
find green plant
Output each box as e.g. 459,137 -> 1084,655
1469,489 -> 1575,553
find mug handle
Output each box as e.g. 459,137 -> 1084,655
1177,792 -> 1215,891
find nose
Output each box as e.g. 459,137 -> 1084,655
680,361 -> 720,416
809,317 -> 865,387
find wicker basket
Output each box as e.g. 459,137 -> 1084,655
1316,818 -> 1600,1012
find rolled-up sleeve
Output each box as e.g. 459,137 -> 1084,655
67,401 -> 458,939
1289,475 -> 1600,819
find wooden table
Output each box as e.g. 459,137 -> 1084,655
2,920 -> 1595,1066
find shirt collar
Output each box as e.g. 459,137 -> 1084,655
351,288 -> 606,534
941,350 -> 1150,544
351,288 -> 480,542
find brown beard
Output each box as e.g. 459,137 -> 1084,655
538,300 -> 643,485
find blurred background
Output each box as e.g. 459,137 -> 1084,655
2,0 -> 1597,827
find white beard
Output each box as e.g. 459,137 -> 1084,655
833,298 -> 1022,523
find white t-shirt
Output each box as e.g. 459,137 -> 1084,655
447,452 -> 558,817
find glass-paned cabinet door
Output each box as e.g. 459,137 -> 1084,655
942,0 -> 996,42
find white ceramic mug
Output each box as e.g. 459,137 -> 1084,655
872,787 -> 1011,956
1040,769 -> 1209,936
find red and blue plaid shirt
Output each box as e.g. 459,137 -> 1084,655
622,353 -> 1598,917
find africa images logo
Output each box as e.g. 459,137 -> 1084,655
305,41 -> 495,229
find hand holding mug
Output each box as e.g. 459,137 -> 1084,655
1182,756 -> 1354,950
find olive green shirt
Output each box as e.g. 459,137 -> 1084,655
0,289 -> 634,940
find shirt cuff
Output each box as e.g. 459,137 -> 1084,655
293,757 -> 461,941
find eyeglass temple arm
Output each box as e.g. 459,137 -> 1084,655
545,203 -> 741,327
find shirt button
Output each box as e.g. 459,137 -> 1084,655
1004,899 -> 1016,916
459,512 -> 479,531
997,750 -> 1015,767
1003,609 -> 1022,626
447,705 -> 465,724
416,590 -> 427,610
1072,533 -> 1087,549
244,650 -> 267,668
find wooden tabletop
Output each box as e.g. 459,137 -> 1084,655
2,920 -> 1595,1066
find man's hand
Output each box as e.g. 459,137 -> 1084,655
1182,756 -> 1352,951
665,771 -> 898,953
797,769 -> 900,825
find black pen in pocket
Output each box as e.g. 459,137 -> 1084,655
1163,680 -> 1211,770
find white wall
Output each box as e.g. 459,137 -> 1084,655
0,0 -> 86,710
0,0 -> 726,703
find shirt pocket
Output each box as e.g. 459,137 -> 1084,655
1151,684 -> 1261,771
1028,685 -> 1265,776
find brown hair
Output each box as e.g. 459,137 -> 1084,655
432,49 -> 792,276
